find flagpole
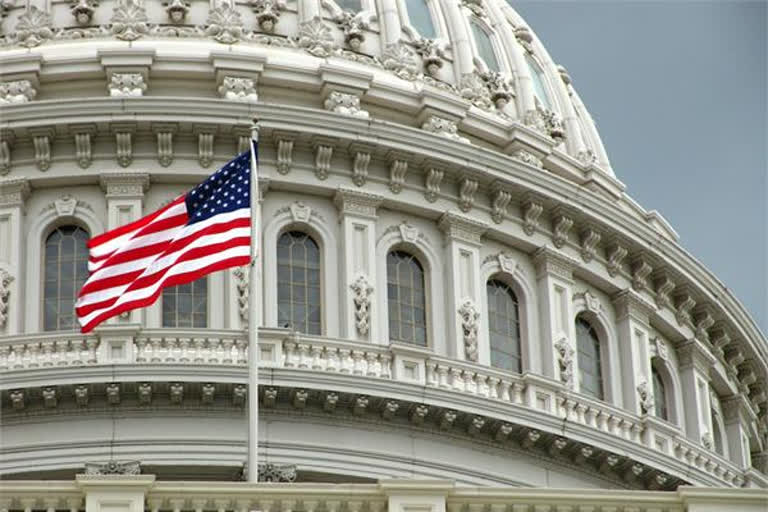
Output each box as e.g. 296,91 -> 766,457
247,118 -> 260,483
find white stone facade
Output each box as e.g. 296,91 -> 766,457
0,0 -> 766,506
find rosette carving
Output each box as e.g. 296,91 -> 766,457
110,0 -> 148,41
381,42 -> 419,81
206,3 -> 243,44
297,16 -> 336,57
14,6 -> 53,47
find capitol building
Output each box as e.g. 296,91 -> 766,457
0,0 -> 766,510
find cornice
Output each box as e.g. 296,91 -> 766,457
333,186 -> 383,219
532,246 -> 578,281
437,211 -> 488,246
0,177 -> 31,207
612,289 -> 657,324
99,172 -> 150,198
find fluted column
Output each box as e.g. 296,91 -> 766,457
532,247 -> 578,382
441,0 -> 474,76
99,173 -> 149,326
334,188 -> 383,342
438,212 -> 488,361
378,0 -> 402,45
676,339 -> 717,445
0,179 -> 30,336
612,289 -> 655,413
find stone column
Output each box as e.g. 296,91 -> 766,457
441,0 -> 474,76
99,173 -> 149,325
438,212 -> 488,361
532,247 -> 578,384
721,395 -> 755,469
334,187 -> 383,342
676,339 -> 717,445
612,289 -> 655,414
76,474 -> 155,512
379,0 -> 402,46
0,178 -> 30,335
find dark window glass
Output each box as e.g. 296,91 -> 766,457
406,0 -> 437,38
712,411 -> 724,455
44,226 -> 89,331
576,317 -> 604,400
652,366 -> 668,420
487,279 -> 521,372
162,278 -> 208,328
277,231 -> 321,335
471,20 -> 500,72
387,251 -> 427,345
337,0 -> 362,12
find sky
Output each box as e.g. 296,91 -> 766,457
513,0 -> 768,333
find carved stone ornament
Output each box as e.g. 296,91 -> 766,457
156,130 -> 173,167
497,252 -> 517,275
352,150 -> 371,186
580,227 -> 601,263
389,159 -> 408,194
109,73 -> 146,97
459,72 -> 493,110
637,380 -> 654,414
525,105 -> 565,142
74,132 -> 92,169
511,149 -> 542,169
0,137 -> 10,176
0,269 -> 13,329
632,259 -> 653,292
289,201 -> 311,223
233,267 -> 249,323
458,300 -> 480,362
314,144 -> 332,180
575,290 -> 602,313
54,194 -> 78,217
257,463 -> 297,482
551,212 -> 574,249
13,6 -> 53,47
0,80 -> 36,104
381,42 -> 419,81
606,243 -> 627,277
482,70 -> 515,110
205,3 -> 243,44
297,16 -> 337,58
421,115 -> 468,144
198,132 -> 214,167
522,198 -> 544,235
651,336 -> 668,361
554,338 -> 574,388
33,134 -> 51,171
115,131 -> 133,167
424,167 -> 444,202
350,274 -> 373,335
461,0 -> 485,18
276,138 -> 293,174
110,0 -> 149,41
84,461 -> 141,475
398,221 -> 419,244
251,0 -> 283,32
324,91 -> 369,119
335,10 -> 367,51
701,432 -> 713,450
162,0 -> 189,23
458,177 -> 478,212
490,188 -> 511,224
218,77 -> 258,102
413,38 -> 444,77
70,0 -> 98,25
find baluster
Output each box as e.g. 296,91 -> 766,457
365,352 -> 379,376
352,350 -> 365,375
26,342 -> 39,368
283,341 -> 297,367
511,381 -> 524,404
135,337 -> 149,363
86,338 -> 99,364
476,374 -> 490,397
297,343 -> 310,368
437,365 -> 450,388
326,347 -> 339,372
338,349 -> 352,373
379,353 -> 392,379
193,338 -> 206,363
235,339 -> 248,364
0,345 -> 9,370
208,338 -> 220,364
149,337 -> 162,362
463,371 -> 476,395
178,337 -> 191,362
165,337 -> 178,362
450,368 -> 464,392
487,377 -> 500,399
41,341 -> 54,366
221,339 -> 234,364
425,362 -> 437,386
56,339 -> 70,365
311,345 -> 324,370
575,403 -> 588,424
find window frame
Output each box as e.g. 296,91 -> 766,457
396,0 -> 446,41
466,16 -> 506,74
161,277 -> 210,329
575,315 -> 606,401
651,364 -> 669,421
42,224 -> 91,332
386,249 -> 428,347
485,277 -> 522,373
523,51 -> 557,111
276,229 -> 323,336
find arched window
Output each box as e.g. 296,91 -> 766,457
405,0 -> 436,39
336,0 -> 362,12
387,250 -> 427,346
277,231 -> 321,335
576,317 -> 604,400
470,19 -> 500,72
162,279 -> 208,328
524,53 -> 552,109
44,226 -> 89,331
711,410 -> 725,455
487,279 -> 521,372
652,365 -> 668,420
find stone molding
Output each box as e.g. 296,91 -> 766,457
333,187 -> 383,219
0,177 -> 30,207
438,211 -> 488,246
99,172 -> 150,198
532,246 -> 577,281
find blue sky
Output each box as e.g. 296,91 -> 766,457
513,0 -> 768,332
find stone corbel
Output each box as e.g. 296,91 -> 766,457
423,164 -> 444,203
605,238 -> 628,277
0,79 -> 37,104
521,193 -> 544,235
112,123 -> 135,167
194,125 -> 217,168
349,143 -> 373,187
152,123 -> 177,167
0,130 -> 14,176
333,186 -> 383,220
386,151 -> 409,194
489,181 -> 512,224
631,256 -> 653,293
29,127 -> 54,171
550,206 -> 574,249
71,124 -> 96,169
457,175 -> 479,213
692,304 -> 715,342
312,137 -> 336,181
673,286 -> 696,327
579,225 -> 602,263
653,269 -> 676,310
709,324 -> 732,359
272,131 -> 296,175
233,126 -> 251,155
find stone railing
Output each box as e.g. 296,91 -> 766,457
0,328 -> 753,487
1,476 -> 767,512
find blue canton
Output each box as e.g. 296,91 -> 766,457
185,145 -> 254,225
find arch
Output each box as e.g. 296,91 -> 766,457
709,390 -> 729,459
649,346 -> 684,429
263,202 -> 339,337
468,17 -> 502,73
572,294 -> 619,404
375,222 -> 445,353
479,253 -> 538,373
575,316 -> 605,400
386,250 -> 427,346
26,199 -> 104,333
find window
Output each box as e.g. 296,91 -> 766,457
470,20 -> 500,72
44,226 -> 89,331
652,366 -> 668,420
406,0 -> 436,39
387,251 -> 427,346
277,231 -> 321,335
162,278 -> 208,328
487,279 -> 521,372
336,0 -> 362,12
711,410 -> 725,455
576,317 -> 604,400
525,53 -> 552,109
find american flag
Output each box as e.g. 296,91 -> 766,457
76,147 -> 254,333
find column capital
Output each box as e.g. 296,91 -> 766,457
612,288 -> 656,323
532,246 -> 578,281
99,172 -> 150,199
438,210 -> 487,245
676,338 -> 716,373
333,186 -> 383,219
721,394 -> 757,424
0,178 -> 31,208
